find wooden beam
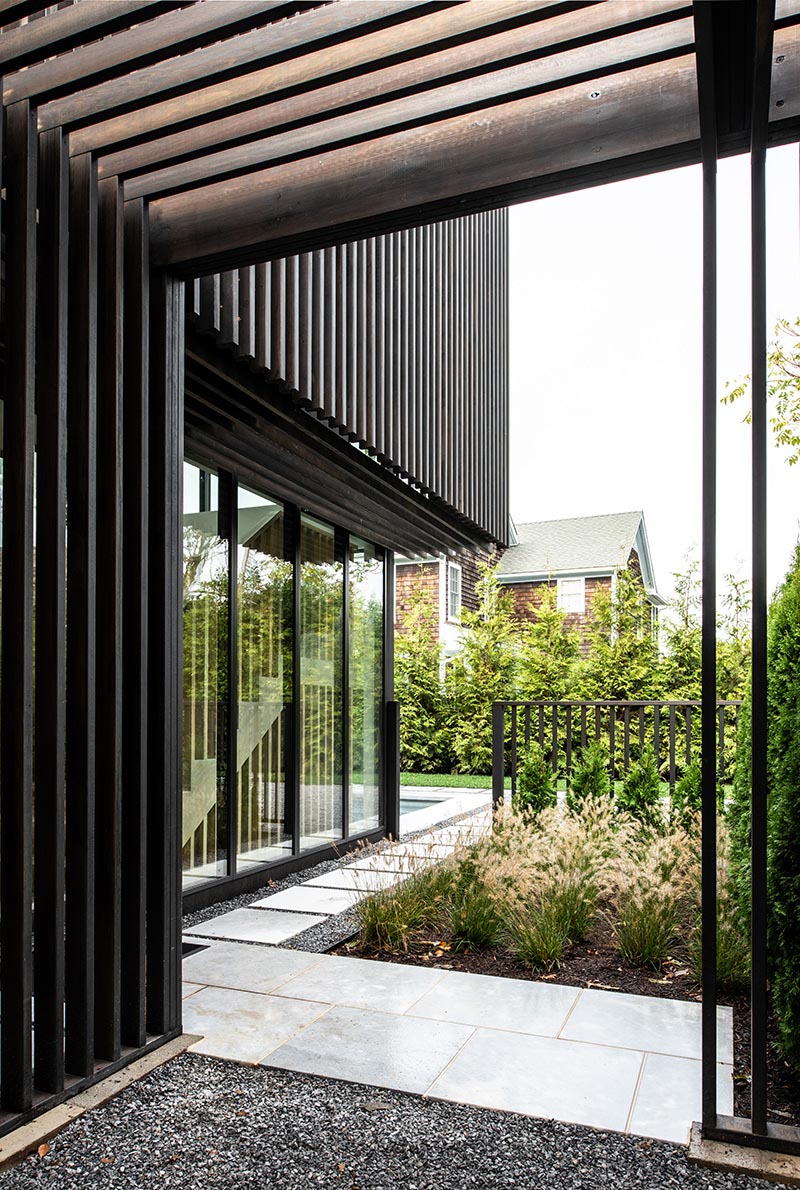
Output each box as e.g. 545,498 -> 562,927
72,0 -> 563,157
33,0 -> 428,129
6,1 -> 296,107
149,54 -> 699,270
0,2 -> 176,75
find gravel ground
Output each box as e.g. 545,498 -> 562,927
1,1055 -> 772,1190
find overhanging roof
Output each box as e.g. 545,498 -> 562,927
3,0 -> 799,277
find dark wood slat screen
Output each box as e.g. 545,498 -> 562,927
190,210 -> 510,547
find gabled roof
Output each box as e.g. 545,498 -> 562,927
497,511 -> 652,584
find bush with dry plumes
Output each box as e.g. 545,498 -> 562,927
475,797 -> 635,971
611,822 -> 700,968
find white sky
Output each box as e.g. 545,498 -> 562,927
509,144 -> 800,605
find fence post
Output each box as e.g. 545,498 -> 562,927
492,702 -> 505,807
384,700 -> 401,840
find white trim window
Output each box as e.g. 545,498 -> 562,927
447,562 -> 462,622
557,576 -> 584,615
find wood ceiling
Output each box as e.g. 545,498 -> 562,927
3,0 -> 798,278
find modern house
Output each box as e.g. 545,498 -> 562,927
496,511 -> 665,651
0,0 -> 794,1165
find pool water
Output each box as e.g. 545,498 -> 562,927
400,797 -> 440,815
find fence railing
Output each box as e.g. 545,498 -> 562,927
491,699 -> 743,806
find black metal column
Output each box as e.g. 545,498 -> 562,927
146,270 -> 184,1037
0,97 -> 36,1114
65,149 -> 98,1080
121,197 -> 149,1050
695,0 -> 719,1135
749,0 -> 775,1139
33,123 -> 68,1097
95,174 -> 124,1063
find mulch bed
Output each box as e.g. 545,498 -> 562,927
335,915 -> 800,1130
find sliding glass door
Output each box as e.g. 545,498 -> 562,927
182,462 -> 228,884
299,516 -> 343,850
182,456 -> 386,892
236,485 -> 292,868
349,537 -> 384,833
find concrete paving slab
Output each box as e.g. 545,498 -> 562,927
408,968 -> 580,1037
264,1004 -> 474,1095
428,1026 -> 643,1134
184,906 -> 327,945
251,884 -> 364,915
271,953 -> 446,1014
183,985 -> 329,1065
560,987 -> 733,1062
629,1053 -> 734,1145
302,867 -> 401,892
182,940 -> 322,994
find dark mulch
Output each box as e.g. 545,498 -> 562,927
335,915 -> 800,1131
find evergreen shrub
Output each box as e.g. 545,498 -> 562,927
567,740 -> 611,811
617,753 -> 662,830
513,741 -> 557,817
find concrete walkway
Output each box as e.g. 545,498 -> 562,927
182,941 -> 733,1146
182,792 -> 733,1148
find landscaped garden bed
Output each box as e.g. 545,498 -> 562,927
334,769 -> 800,1129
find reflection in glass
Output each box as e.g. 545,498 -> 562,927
182,461 -> 228,885
300,516 -> 343,849
349,539 -> 383,833
236,486 -> 292,867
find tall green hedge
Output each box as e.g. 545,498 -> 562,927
729,542 -> 800,1067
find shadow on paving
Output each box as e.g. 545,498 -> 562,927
1,1053 -> 773,1190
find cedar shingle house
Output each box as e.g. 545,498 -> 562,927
497,511 -> 664,652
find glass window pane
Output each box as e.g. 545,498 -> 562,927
349,538 -> 383,834
236,485 -> 292,869
182,461 -> 228,886
300,515 -> 343,849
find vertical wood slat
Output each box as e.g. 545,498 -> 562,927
357,238 -> 368,446
365,237 -> 376,452
236,265 -> 255,361
64,150 -> 98,1080
373,236 -> 385,458
285,255 -> 299,395
335,241 -> 348,429
94,174 -> 124,1063
346,241 -> 358,439
121,196 -> 149,1049
33,123 -> 68,1096
269,257 -> 285,382
383,234 -> 394,464
297,252 -> 312,406
254,262 -> 269,370
1,97 -> 36,1112
322,246 -> 336,421
218,269 -> 239,349
146,271 -> 184,1037
197,273 -> 220,336
310,249 -> 324,411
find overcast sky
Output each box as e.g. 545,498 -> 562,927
509,144 -> 800,607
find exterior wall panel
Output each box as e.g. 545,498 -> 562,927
192,210 -> 509,548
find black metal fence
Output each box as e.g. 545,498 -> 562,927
491,699 -> 743,806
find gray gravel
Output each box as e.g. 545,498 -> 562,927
1,1054 -> 773,1190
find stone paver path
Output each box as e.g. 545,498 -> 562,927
182,940 -> 734,1145
182,791 -> 732,1147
